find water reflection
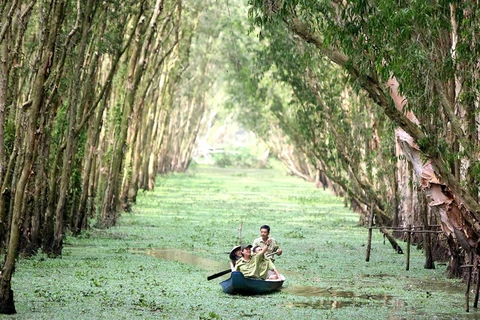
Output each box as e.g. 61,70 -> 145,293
362,274 -> 465,295
285,285 -> 391,300
285,299 -> 367,309
131,248 -> 228,272
283,285 -> 398,309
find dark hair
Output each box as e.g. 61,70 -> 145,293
260,225 -> 270,232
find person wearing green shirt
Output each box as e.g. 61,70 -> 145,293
234,242 -> 280,280
252,225 -> 283,262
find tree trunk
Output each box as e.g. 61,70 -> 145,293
42,144 -> 62,255
421,192 -> 435,269
52,0 -> 93,256
1,35 -> 44,316
30,127 -> 49,252
0,5 -> 7,202
0,20 -> 7,251
73,5 -> 140,233
100,0 -> 164,227
0,0 -> 64,311
121,3 -> 179,207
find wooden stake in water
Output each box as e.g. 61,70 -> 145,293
238,223 -> 242,245
474,260 -> 480,308
465,252 -> 474,312
366,203 -> 374,262
406,225 -> 411,271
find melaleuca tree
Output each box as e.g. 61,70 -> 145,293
248,0 -> 480,273
221,7 -> 397,225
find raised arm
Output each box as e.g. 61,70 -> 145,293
259,242 -> 269,256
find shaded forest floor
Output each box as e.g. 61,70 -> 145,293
6,165 -> 478,319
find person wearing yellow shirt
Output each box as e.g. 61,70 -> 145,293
234,242 -> 280,280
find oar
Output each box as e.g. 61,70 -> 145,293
265,250 -> 279,258
207,269 -> 231,281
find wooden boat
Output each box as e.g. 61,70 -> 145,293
220,271 -> 285,295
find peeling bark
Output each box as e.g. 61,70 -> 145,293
389,79 -> 480,254
288,17 -> 480,261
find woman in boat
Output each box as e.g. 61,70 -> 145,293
229,245 -> 242,270
234,242 -> 281,280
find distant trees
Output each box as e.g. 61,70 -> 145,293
222,3 -> 397,225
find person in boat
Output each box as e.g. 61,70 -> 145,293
252,245 -> 273,257
234,243 -> 281,280
229,245 -> 242,270
252,245 -> 278,279
252,225 -> 283,261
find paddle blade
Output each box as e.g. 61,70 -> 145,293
207,269 -> 231,281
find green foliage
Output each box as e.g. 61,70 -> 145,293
248,1 -> 479,198
3,119 -> 15,155
212,147 -> 270,169
284,230 -> 305,238
227,3 -> 397,222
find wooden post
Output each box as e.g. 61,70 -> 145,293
238,223 -> 242,245
466,252 -> 474,312
461,252 -> 473,312
474,260 -> 480,308
406,225 -> 411,271
365,203 -> 374,262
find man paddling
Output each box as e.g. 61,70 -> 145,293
252,225 -> 283,262
234,242 -> 280,280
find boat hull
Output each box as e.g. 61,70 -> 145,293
220,271 -> 285,295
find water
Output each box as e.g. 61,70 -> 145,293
282,285 -> 400,309
134,247 -> 480,317
131,247 -> 228,272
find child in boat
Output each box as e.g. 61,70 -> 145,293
234,243 -> 280,280
229,245 -> 242,270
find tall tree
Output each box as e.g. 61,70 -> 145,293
0,0 -> 67,312
99,0 -> 164,227
246,0 -> 480,270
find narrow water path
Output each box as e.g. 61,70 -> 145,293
129,166 -> 476,318
10,166 -> 478,319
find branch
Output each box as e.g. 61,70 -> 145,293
288,17 -> 480,223
0,0 -> 19,43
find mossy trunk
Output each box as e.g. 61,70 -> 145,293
52,0 -> 94,256
0,44 -> 48,316
0,0 -> 64,307
101,0 -> 164,226
0,40 -> 7,251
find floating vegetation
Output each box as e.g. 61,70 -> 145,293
10,166 -> 478,319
